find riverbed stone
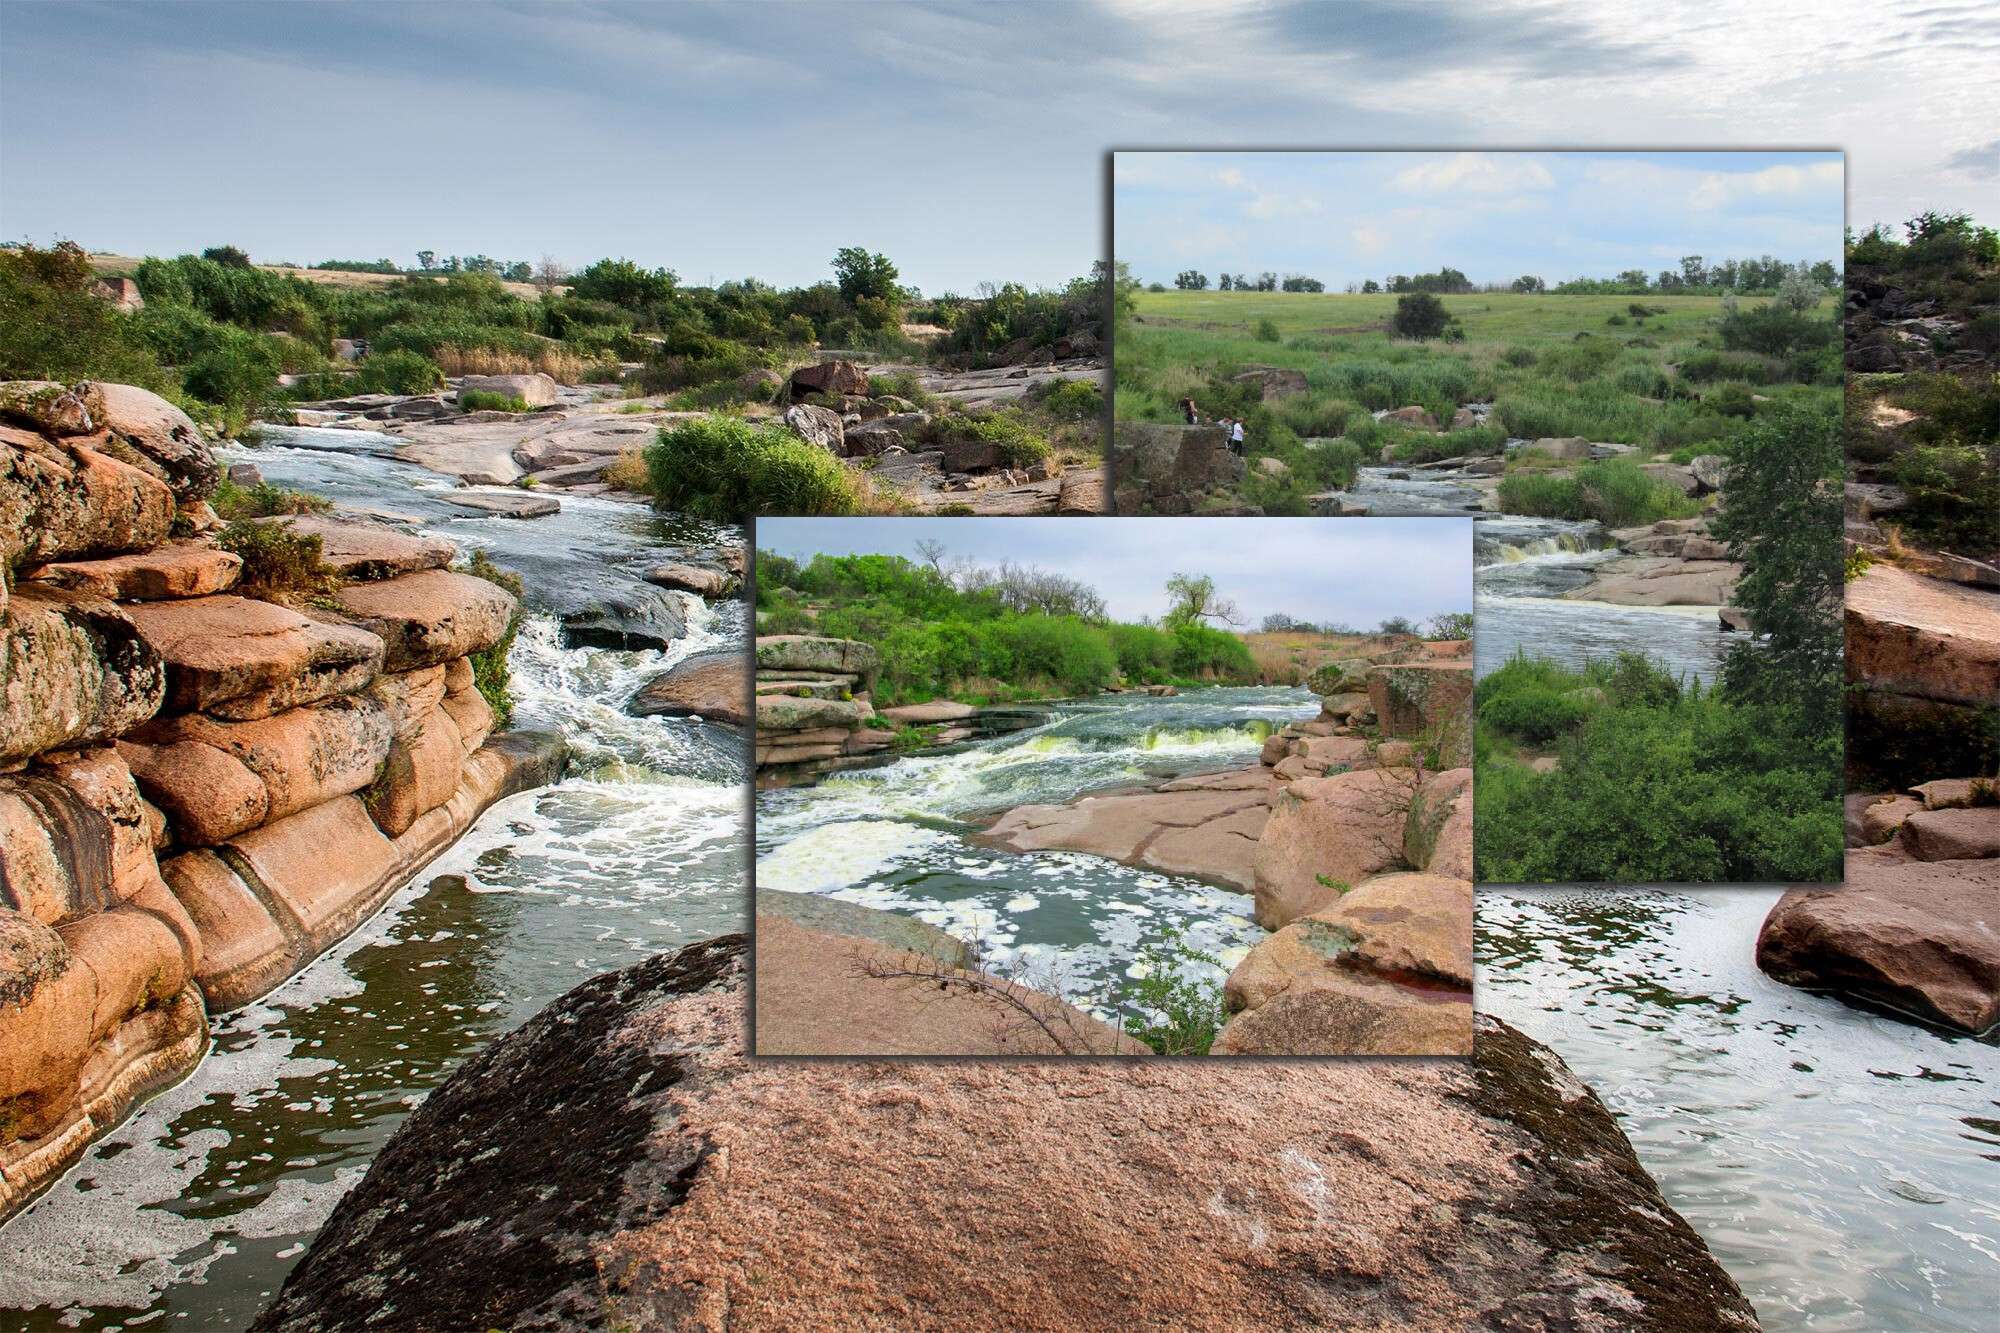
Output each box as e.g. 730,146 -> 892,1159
1759,846 -> 2000,1034
124,594 -> 384,720
982,772 -> 1276,894
1252,768 -> 1413,930
1,586 -> 167,767
258,516 -> 455,580
440,660 -> 494,751
1367,660 -> 1473,753
326,569 -> 516,672
1846,562 -> 2000,709
26,541 -> 242,601
458,373 -> 557,409
365,706 -> 465,836
629,651 -> 748,727
755,890 -> 973,970
781,403 -> 844,455
756,694 -> 873,732
644,563 -> 733,598
89,382 -> 220,502
1212,966 -> 1472,1056
441,490 -> 560,518
755,635 -> 879,681
1899,806 -> 2000,861
1317,871 -> 1473,987
877,701 -> 978,725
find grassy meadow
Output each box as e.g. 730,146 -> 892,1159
1116,288 -> 1840,515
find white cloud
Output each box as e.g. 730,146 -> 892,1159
1690,160 -> 1845,210
1351,224 -> 1390,256
1389,152 -> 1556,195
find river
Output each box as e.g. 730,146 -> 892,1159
1479,888 -> 2000,1331
0,433 -> 748,1331
755,686 -> 1318,1025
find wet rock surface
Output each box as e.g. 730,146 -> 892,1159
255,934 -> 1756,1332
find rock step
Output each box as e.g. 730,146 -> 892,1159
123,594 -> 385,720
255,515 -> 454,580
25,541 -> 242,601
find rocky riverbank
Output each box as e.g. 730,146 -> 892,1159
752,634 -> 1047,787
981,636 -> 1474,1055
280,353 -> 1107,518
1,381 -> 568,1222
253,933 -> 1758,1332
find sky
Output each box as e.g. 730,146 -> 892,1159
0,1 -> 1994,292
1115,151 -> 1845,288
756,517 -> 1471,629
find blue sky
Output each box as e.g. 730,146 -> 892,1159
756,517 -> 1471,629
1,1 -> 1994,291
1116,151 -> 1846,287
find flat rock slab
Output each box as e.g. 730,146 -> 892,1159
1846,562 -> 2000,708
982,769 -> 1276,893
123,594 -> 384,720
441,491 -> 560,518
1759,846 -> 2000,1034
1562,555 -> 1739,607
1900,806 -> 2000,861
755,635 -> 879,676
752,915 -> 1141,1056
877,701 -> 978,725
629,650 -> 748,727
645,563 -> 732,598
754,889 -> 974,969
258,515 -> 455,580
26,541 -> 241,601
328,569 -> 517,672
251,936 -> 1754,1331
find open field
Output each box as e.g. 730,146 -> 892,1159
66,249 -> 558,299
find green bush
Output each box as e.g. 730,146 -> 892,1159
210,477 -> 332,519
1477,653 -> 1841,882
645,416 -> 858,520
1031,377 -> 1102,423
356,348 -> 445,395
1117,925 -> 1225,1055
0,243 -> 177,392
216,519 -> 340,603
1255,318 -> 1281,342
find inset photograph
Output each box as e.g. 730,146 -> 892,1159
1114,150 -> 1845,884
752,516 -> 1473,1056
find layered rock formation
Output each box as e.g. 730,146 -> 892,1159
1,382 -> 567,1221
752,635 -> 1042,787
1567,517 -> 1742,608
255,934 -> 1758,1332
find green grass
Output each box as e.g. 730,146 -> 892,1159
1117,289 -> 1836,461
457,389 -> 533,412
1494,457 -> 1702,526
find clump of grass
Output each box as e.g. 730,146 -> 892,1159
459,549 -> 524,727
644,416 -> 860,519
216,519 -> 341,603
211,477 -> 333,519
457,389 -> 533,412
1496,457 -> 1700,526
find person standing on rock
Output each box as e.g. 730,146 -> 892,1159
1181,397 -> 1199,425
1231,419 -> 1246,455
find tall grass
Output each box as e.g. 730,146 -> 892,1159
1494,458 -> 1701,526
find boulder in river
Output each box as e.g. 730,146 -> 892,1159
1759,845 -> 2000,1034
251,933 -> 1757,1332
629,650 -> 747,727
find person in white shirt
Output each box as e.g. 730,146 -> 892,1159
1231,419 -> 1246,455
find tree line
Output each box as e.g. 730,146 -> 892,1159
1158,255 -> 1837,298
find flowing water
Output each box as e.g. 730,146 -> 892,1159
1474,514 -> 1730,682
0,436 -> 748,1331
1479,888 -> 2000,1331
755,687 -> 1319,1025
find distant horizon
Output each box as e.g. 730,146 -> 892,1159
757,517 -> 1471,630
1116,151 -> 1845,291
2,4 -> 1991,294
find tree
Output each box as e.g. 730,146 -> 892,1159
533,254 -> 570,294
1281,275 -> 1324,293
1710,398 -> 1843,733
415,250 -> 437,272
502,260 -> 531,283
1217,274 -> 1233,291
914,538 -> 948,576
1510,275 -> 1545,293
1377,616 -> 1416,637
831,247 -> 900,304
570,257 -> 678,310
1390,292 -> 1449,340
1680,255 -> 1707,288
1425,611 -> 1473,641
1361,279 -> 1381,294
201,245 -> 252,268
1776,269 -> 1823,312
1163,573 -> 1242,628
1174,269 -> 1209,290
1260,612 -> 1308,632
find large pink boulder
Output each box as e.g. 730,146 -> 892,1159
124,594 -> 384,720
1252,768 -> 1412,929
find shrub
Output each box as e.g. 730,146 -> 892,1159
1496,458 -> 1699,526
0,242 -> 176,391
210,477 -> 332,519
1031,377 -> 1102,423
1117,926 -> 1225,1056
460,549 -> 524,726
355,348 -> 444,395
923,407 -> 1053,467
644,416 -> 858,520
1391,293 -> 1449,340
1255,318 -> 1281,342
216,519 -> 340,603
